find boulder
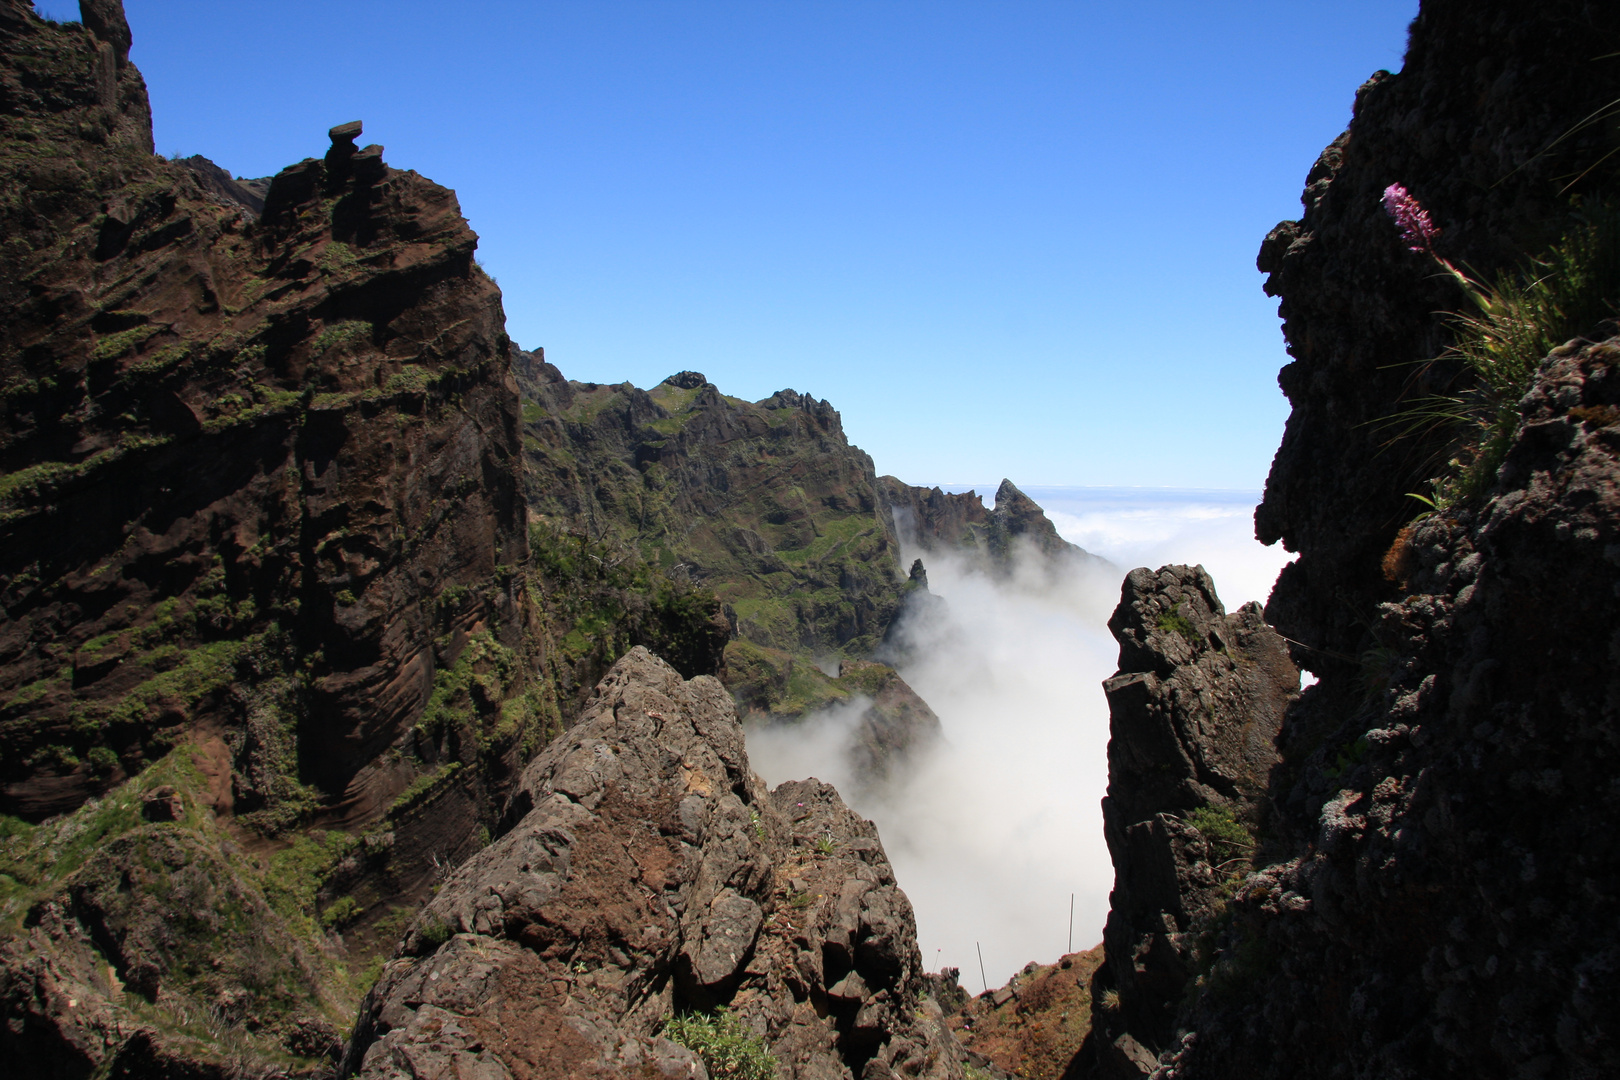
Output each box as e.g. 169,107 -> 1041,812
345,648 -> 962,1080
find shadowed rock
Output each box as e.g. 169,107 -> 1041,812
1081,565 -> 1296,1075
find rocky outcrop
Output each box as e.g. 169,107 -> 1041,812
880,477 -> 1103,578
1078,2 -> 1620,1077
1080,567 -> 1296,1075
1254,0 -> 1620,675
344,647 -> 962,1080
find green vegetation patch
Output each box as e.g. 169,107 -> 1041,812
773,511 -> 873,567
1186,804 -> 1255,858
103,638 -> 245,728
382,363 -> 433,394
1156,604 -> 1196,642
312,320 -> 372,357
387,762 -> 464,820
1383,201 -> 1620,513
93,325 -> 157,362
0,747 -> 208,927
663,1010 -> 777,1080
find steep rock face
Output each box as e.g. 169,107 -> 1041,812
1254,0 -> 1620,672
0,4 -> 565,1074
1080,567 -> 1296,1074
0,3 -> 538,827
516,355 -> 905,661
1144,338 -> 1620,1079
1080,2 -> 1620,1077
345,647 -> 962,1080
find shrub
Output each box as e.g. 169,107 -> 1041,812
321,894 -> 360,929
663,1011 -> 777,1080
1186,805 -> 1253,856
416,918 -> 453,951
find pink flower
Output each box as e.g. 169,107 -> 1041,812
1382,183 -> 1440,253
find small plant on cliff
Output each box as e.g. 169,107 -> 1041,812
1156,605 -> 1196,642
663,1010 -> 777,1080
1186,805 -> 1254,858
1378,187 -> 1620,511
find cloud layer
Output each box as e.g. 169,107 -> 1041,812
743,491 -> 1293,989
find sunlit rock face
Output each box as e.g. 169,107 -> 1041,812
345,647 -> 964,1080
1077,0 -> 1620,1077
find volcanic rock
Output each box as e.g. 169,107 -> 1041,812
344,647 -> 962,1080
1077,2 -> 1620,1076
1080,567 -> 1296,1071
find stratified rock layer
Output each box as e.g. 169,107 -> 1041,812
0,4 -> 557,1074
0,2 -> 539,828
345,647 -> 961,1080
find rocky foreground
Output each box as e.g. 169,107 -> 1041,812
344,646 -> 961,1080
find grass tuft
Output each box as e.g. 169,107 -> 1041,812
1383,202 -> 1620,512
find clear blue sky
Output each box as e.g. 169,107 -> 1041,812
47,1 -> 1418,488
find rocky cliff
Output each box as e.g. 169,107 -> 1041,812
879,476 -> 1102,579
0,3 -> 724,1074
1080,1 -> 1620,1077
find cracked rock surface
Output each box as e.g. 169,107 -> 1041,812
344,647 -> 961,1080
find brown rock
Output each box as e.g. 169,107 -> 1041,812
345,648 -> 962,1080
139,785 -> 182,821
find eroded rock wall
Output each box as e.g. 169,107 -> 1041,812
0,4 -> 562,1074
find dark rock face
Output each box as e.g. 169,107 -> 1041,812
1078,2 -> 1620,1077
1081,567 -> 1296,1072
345,647 -> 962,1080
0,6 -> 566,1074
175,153 -> 266,215
1254,0 -> 1620,675
1124,336 -> 1620,1080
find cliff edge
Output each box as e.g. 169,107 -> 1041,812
1079,1 -> 1620,1077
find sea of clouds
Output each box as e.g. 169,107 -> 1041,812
743,487 -> 1295,989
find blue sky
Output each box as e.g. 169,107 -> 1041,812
49,1 -> 1419,488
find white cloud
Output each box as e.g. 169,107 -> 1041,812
743,489 -> 1294,989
